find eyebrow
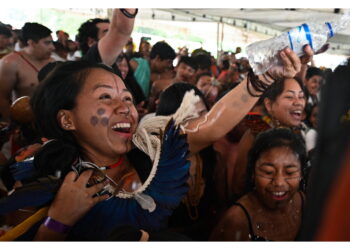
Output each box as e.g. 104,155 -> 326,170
258,162 -> 275,168
93,84 -> 131,94
93,84 -> 113,91
285,90 -> 304,94
285,165 -> 300,169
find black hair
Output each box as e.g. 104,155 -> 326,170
38,61 -> 64,82
304,103 -> 318,128
262,77 -> 304,103
176,56 -> 198,71
245,128 -> 307,192
298,66 -> 350,240
0,23 -> 12,37
221,59 -> 230,70
21,22 -> 52,46
77,18 -> 110,55
116,53 -> 145,104
305,66 -> 324,80
149,41 -> 176,60
31,61 -> 115,177
192,54 -> 212,71
156,82 -> 209,116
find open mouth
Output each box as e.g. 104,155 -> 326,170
290,110 -> 302,120
111,122 -> 131,133
270,191 -> 288,201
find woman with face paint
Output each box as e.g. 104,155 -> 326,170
210,128 -> 307,241
0,46 -> 309,241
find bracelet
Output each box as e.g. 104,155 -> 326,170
246,68 -> 271,97
43,216 -> 72,234
120,9 -> 138,19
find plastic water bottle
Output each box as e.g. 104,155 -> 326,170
246,12 -> 350,74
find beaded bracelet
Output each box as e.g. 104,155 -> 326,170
43,216 -> 72,234
120,9 -> 138,19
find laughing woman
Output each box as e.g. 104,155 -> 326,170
210,128 -> 307,241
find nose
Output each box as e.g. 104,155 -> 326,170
293,97 -> 304,107
113,99 -> 130,116
271,173 -> 287,187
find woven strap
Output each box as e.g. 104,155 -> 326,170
0,206 -> 49,241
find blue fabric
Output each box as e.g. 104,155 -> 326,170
0,120 -> 190,240
10,160 -> 38,181
132,57 -> 151,98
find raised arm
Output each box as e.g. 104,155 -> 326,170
98,9 -> 137,66
185,47 -> 310,154
0,56 -> 17,122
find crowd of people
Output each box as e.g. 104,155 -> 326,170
0,8 -> 349,241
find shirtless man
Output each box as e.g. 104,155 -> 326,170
130,41 -> 176,99
147,56 -> 197,112
0,22 -> 54,121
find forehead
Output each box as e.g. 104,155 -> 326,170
198,75 -> 211,82
258,146 -> 300,164
96,22 -> 110,31
309,75 -> 322,81
37,36 -> 53,43
283,79 -> 302,91
83,68 -> 125,89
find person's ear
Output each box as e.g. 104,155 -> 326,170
264,97 -> 272,115
57,110 -> 76,131
87,37 -> 97,48
27,39 -> 35,47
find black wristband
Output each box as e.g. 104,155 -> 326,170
120,9 -> 138,19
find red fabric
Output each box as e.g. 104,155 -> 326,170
316,144 -> 350,241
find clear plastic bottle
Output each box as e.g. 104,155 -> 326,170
246,12 -> 350,74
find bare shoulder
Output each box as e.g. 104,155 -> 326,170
210,201 -> 251,241
0,52 -> 20,76
152,78 -> 172,91
0,52 -> 20,67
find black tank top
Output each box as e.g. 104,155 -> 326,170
234,192 -> 305,241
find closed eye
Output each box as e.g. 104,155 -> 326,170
123,96 -> 134,103
99,94 -> 112,100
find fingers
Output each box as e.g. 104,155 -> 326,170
280,48 -> 301,74
303,44 -> 314,57
86,180 -> 109,197
93,193 -> 110,203
64,171 -> 79,183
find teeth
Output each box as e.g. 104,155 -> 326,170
112,123 -> 131,129
291,111 -> 301,115
272,192 -> 286,196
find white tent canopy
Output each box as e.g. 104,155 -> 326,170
137,8 -> 350,56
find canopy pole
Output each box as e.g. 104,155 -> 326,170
216,22 -> 220,60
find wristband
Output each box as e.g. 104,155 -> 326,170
120,9 -> 138,19
43,216 -> 72,234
